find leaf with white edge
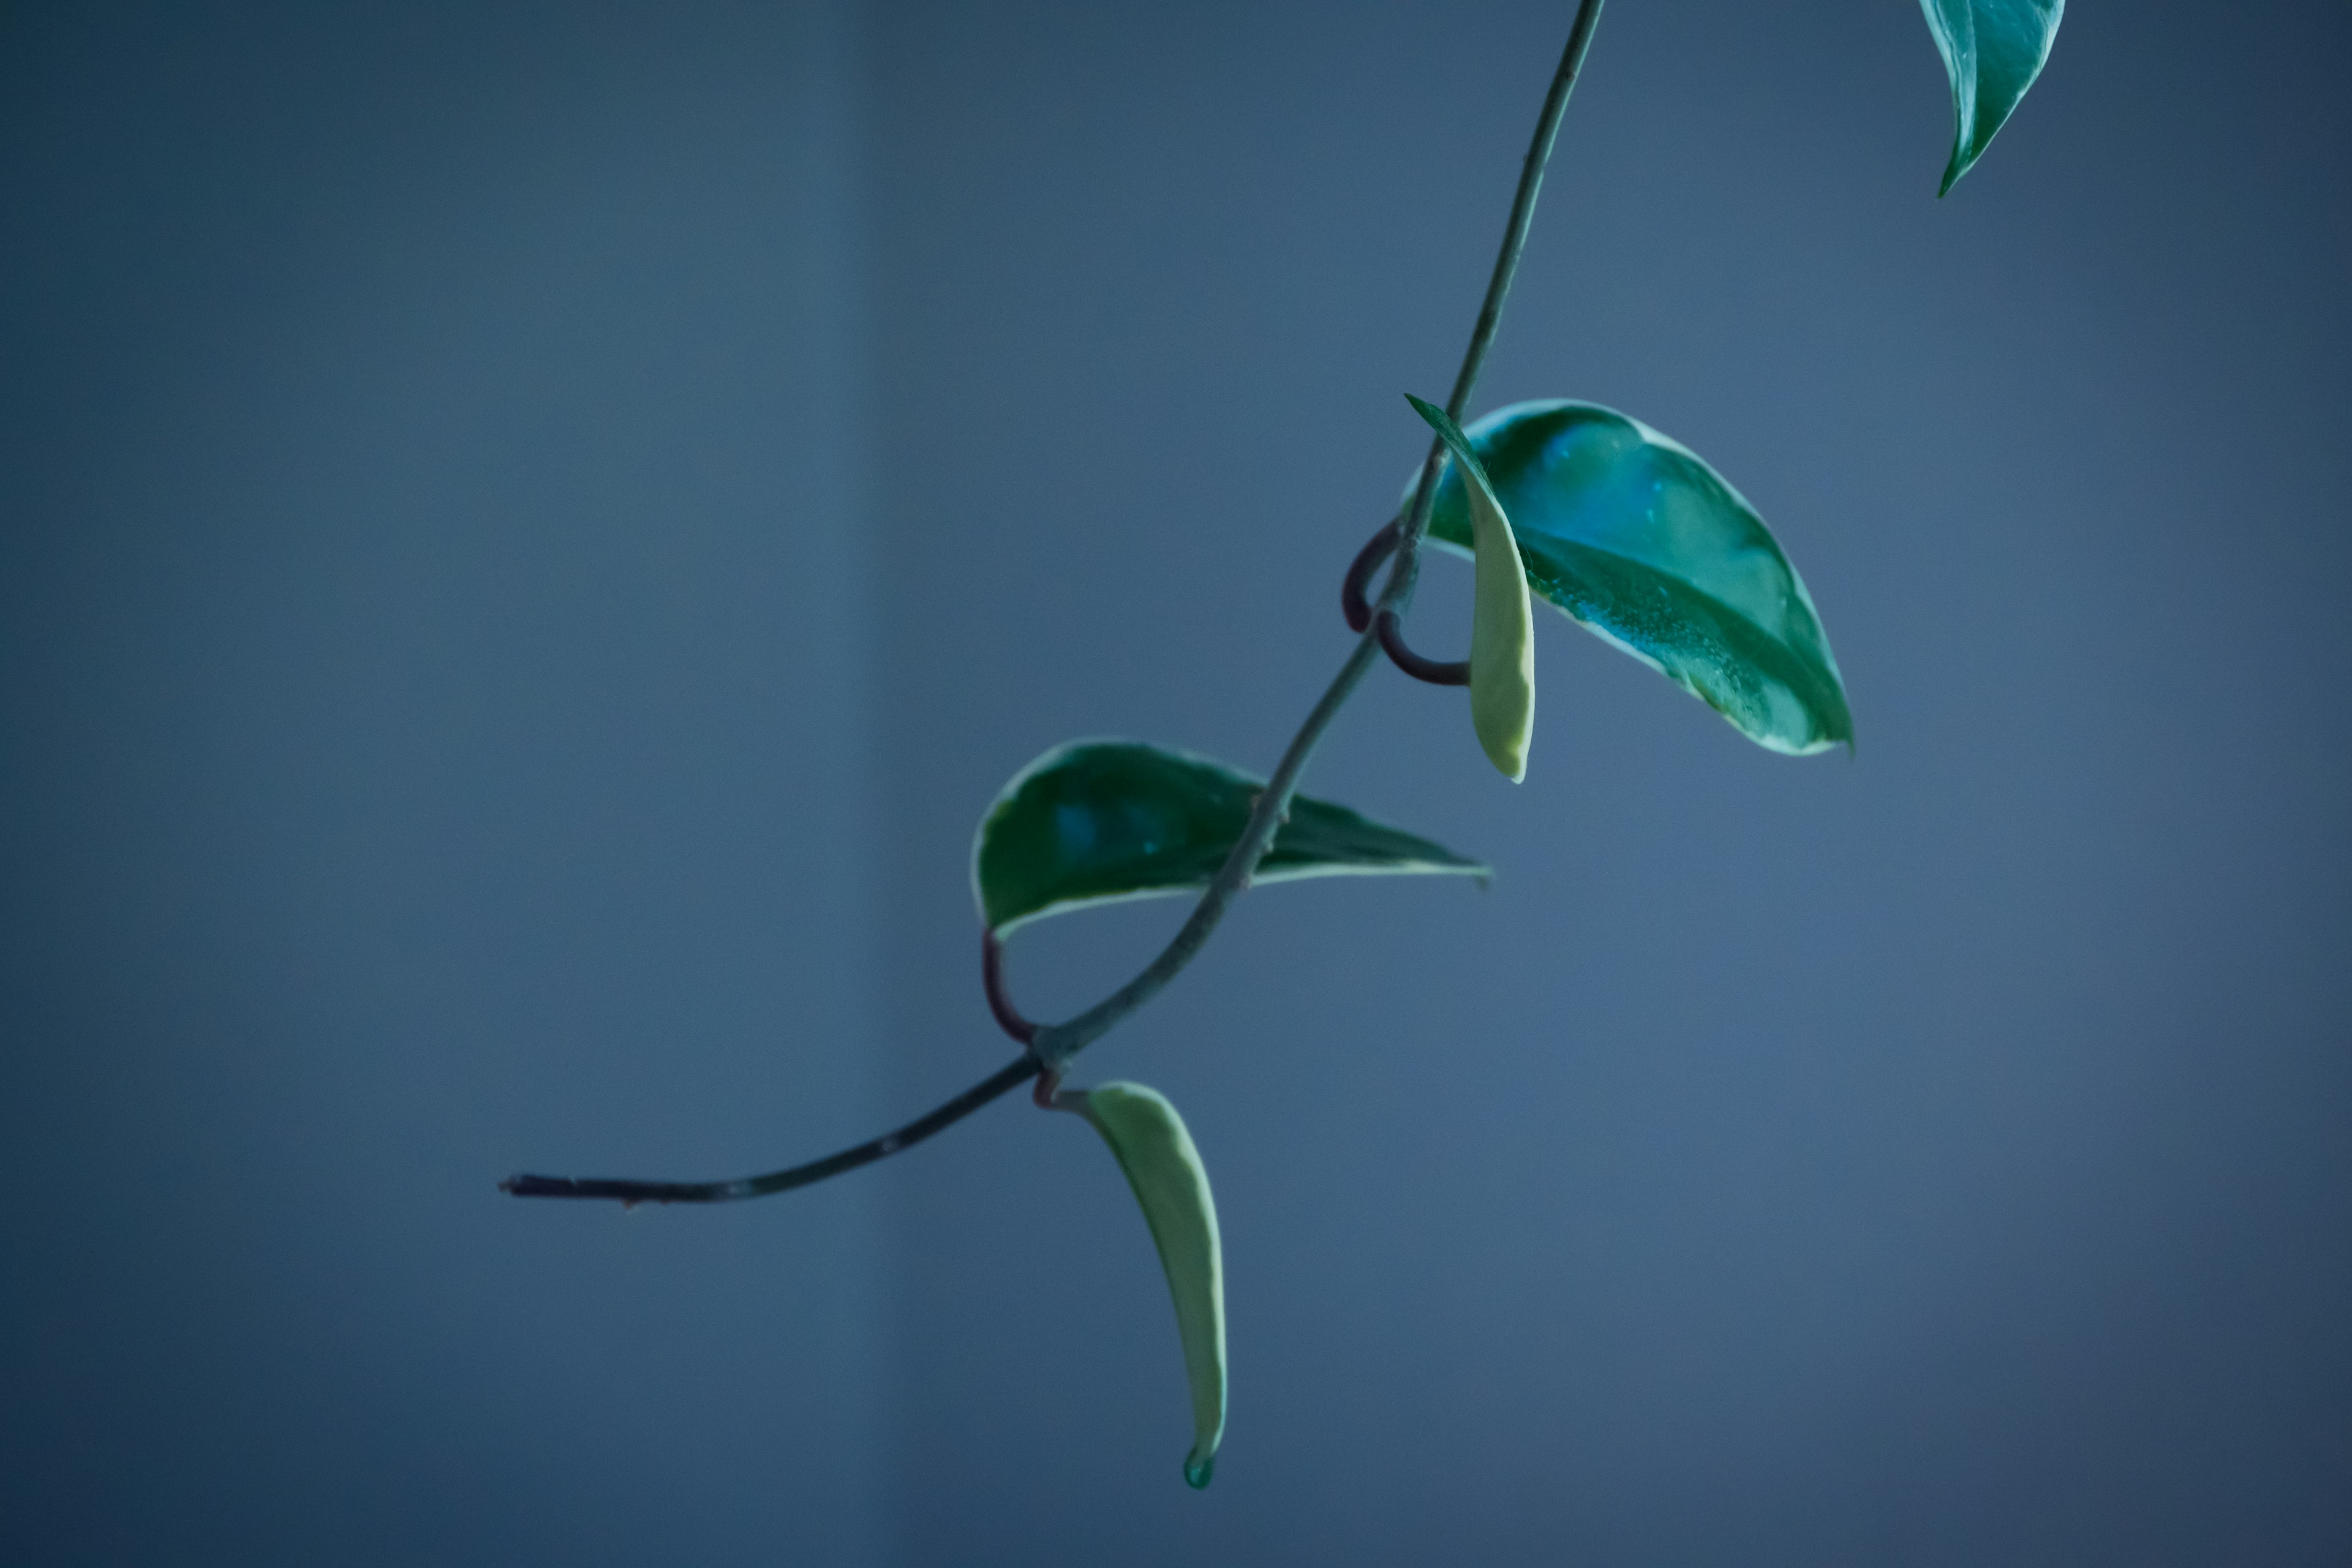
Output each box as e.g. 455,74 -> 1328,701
1408,394 -> 1535,782
1919,0 -> 2064,194
1409,401 -> 1852,756
971,740 -> 1485,937
1075,1080 -> 1226,1489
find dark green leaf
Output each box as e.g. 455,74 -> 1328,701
1920,0 -> 2064,194
1414,401 -> 1852,755
973,740 -> 1485,936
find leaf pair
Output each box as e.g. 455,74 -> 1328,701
1401,390 -> 1856,777
1411,400 -> 1852,757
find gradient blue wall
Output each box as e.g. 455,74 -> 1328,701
4,2 -> 2348,1564
2,6 -> 886,1563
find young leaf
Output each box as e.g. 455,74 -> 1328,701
1407,395 -> 1536,782
972,740 -> 1485,937
1918,0 -> 2064,194
1410,401 -> 1852,756
1073,1081 -> 1227,1489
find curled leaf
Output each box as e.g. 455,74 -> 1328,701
1075,1081 -> 1227,1488
1408,394 -> 1536,781
1919,0 -> 2064,195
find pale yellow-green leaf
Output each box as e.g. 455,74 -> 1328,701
1463,454 -> 1536,781
1079,1082 -> 1227,1488
1408,394 -> 1536,780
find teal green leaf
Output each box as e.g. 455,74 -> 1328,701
971,740 -> 1485,937
1410,401 -> 1852,755
1407,395 -> 1536,783
1920,0 -> 2064,194
1077,1080 -> 1226,1488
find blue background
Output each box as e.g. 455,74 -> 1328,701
5,2 -> 2347,1562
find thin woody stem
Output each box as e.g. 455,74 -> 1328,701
1030,0 -> 1605,1065
503,0 -> 1608,1205
499,1054 -> 1041,1205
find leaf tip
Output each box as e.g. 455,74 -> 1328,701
1406,393 -> 1469,460
1184,1450 -> 1216,1490
1937,139 -> 1981,195
1480,738 -> 1528,784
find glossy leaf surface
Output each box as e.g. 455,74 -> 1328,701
973,741 -> 1483,936
1412,401 -> 1852,755
1920,0 -> 2064,194
1408,395 -> 1535,782
1078,1081 -> 1226,1488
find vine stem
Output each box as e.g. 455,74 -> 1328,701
1038,0 -> 1605,1060
501,0 -> 1607,1205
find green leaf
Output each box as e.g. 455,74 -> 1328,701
1074,1081 -> 1226,1489
973,740 -> 1485,937
1919,0 -> 2064,194
1407,395 -> 1536,783
1411,401 -> 1852,756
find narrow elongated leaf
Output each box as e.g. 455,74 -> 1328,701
1411,401 -> 1852,755
1920,0 -> 2064,194
1076,1081 -> 1226,1488
1408,395 -> 1535,782
973,740 -> 1483,937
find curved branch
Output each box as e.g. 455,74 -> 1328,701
1376,609 -> 1469,686
982,930 -> 1039,1045
500,1053 -> 1042,1205
1344,516 -> 1471,685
